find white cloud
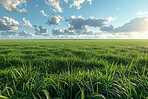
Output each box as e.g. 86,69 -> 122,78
111,17 -> 148,33
19,8 -> 27,14
34,25 -> 48,35
52,28 -> 96,36
46,15 -> 64,26
0,16 -> 19,31
23,18 -> 32,29
101,32 -> 148,39
107,17 -> 117,23
0,0 -> 29,13
40,10 -> 48,17
52,28 -> 64,36
0,31 -> 16,38
35,5 -> 38,7
87,0 -> 92,4
51,16 -> 116,36
64,0 -> 68,3
116,8 -> 120,11
42,33 -> 50,36
136,11 -> 148,15
100,25 -> 114,32
66,16 -> 115,30
18,30 -> 33,37
70,15 -> 76,19
70,0 -> 92,9
45,0 -> 63,13
0,30 -> 34,38
45,0 -> 93,12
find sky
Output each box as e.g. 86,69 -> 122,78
0,0 -> 148,39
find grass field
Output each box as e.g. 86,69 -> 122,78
0,39 -> 147,99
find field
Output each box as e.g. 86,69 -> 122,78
0,39 -> 147,99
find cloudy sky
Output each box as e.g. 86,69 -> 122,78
0,0 -> 148,39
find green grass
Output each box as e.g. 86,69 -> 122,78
0,39 -> 147,99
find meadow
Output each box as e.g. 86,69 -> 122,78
0,39 -> 147,99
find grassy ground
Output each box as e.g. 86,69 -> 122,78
0,39 -> 147,99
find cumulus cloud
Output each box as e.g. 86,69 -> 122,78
19,8 -> 27,14
40,10 -> 48,17
64,0 -> 68,3
111,17 -> 148,33
69,15 -> 76,19
70,0 -> 92,9
87,0 -> 92,4
0,0 -> 29,13
100,25 -> 114,32
23,18 -> 32,28
74,29 -> 95,35
52,16 -> 115,36
52,28 -> 96,36
0,30 -> 33,38
0,31 -> 16,38
42,33 -> 50,36
18,30 -> 34,37
0,16 -> 19,31
52,17 -> 148,38
0,31 -> 16,36
45,0 -> 62,13
34,25 -> 48,35
46,15 -> 64,26
19,31 -> 34,38
66,16 -> 115,30
107,17 -> 116,22
45,0 -> 93,12
136,11 -> 148,15
52,28 -> 64,36
18,30 -> 28,36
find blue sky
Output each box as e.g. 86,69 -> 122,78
0,0 -> 148,39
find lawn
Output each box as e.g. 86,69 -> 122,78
0,39 -> 147,99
